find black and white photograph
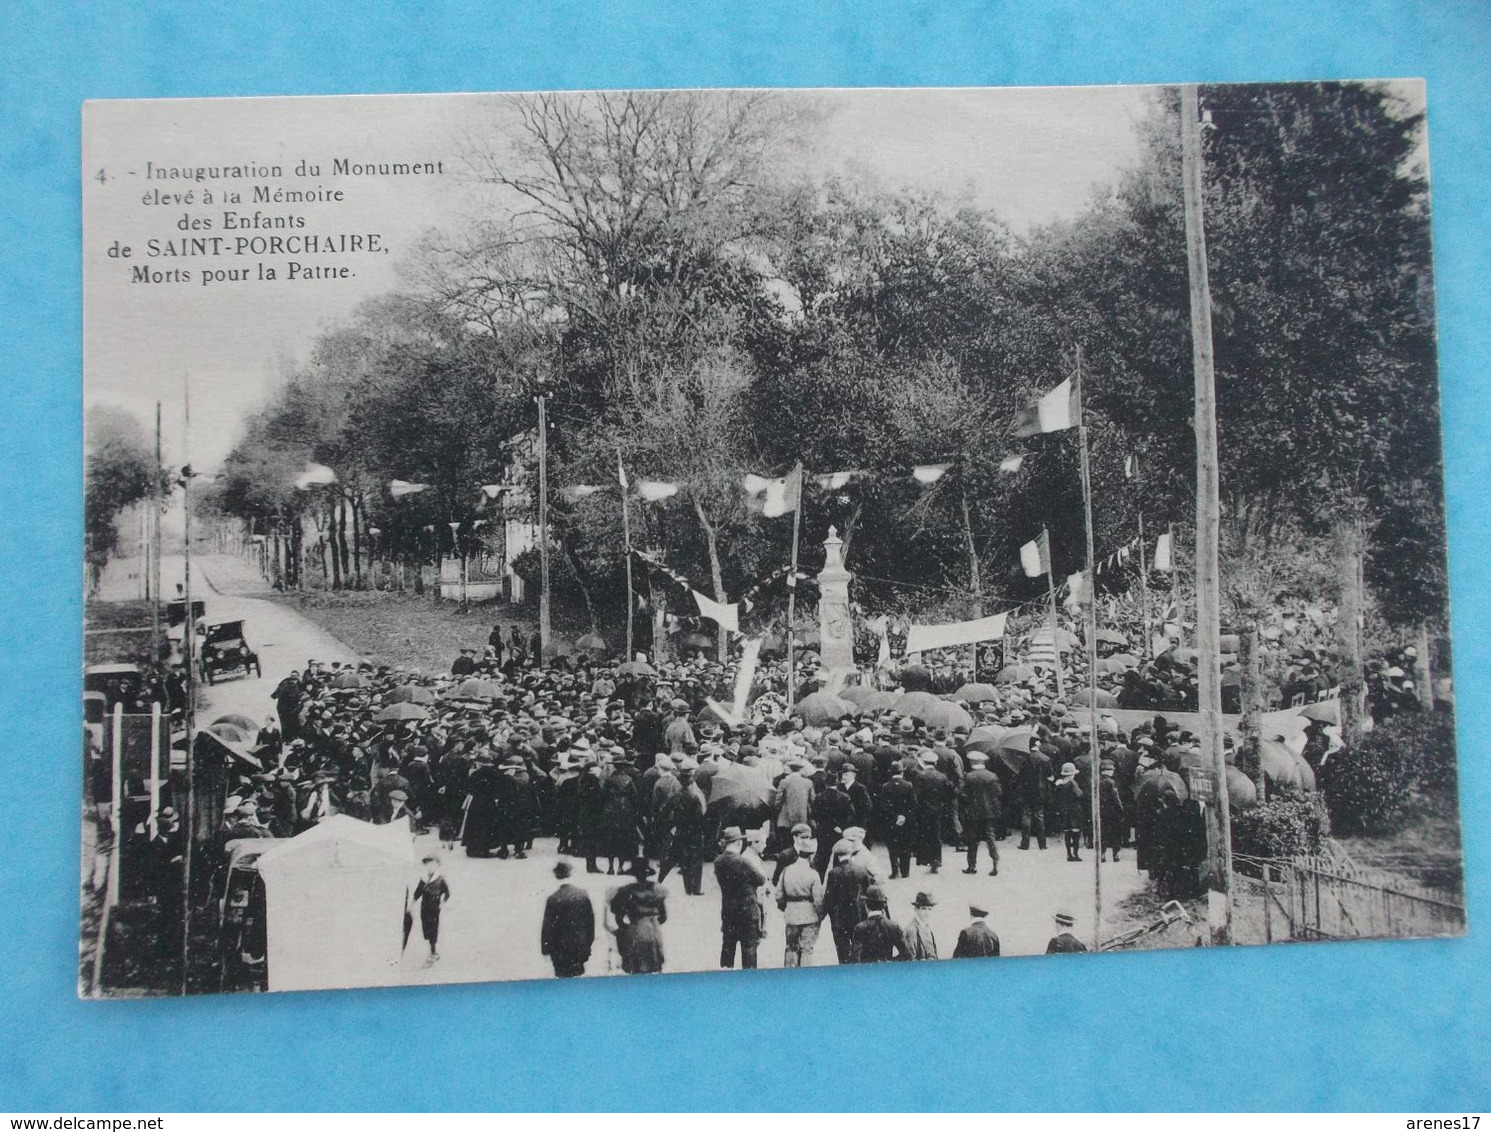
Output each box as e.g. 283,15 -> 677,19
79,81 -> 1464,997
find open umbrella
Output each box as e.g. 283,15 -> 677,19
376,702 -> 430,723
839,685 -> 877,705
791,690 -> 856,726
386,684 -> 436,705
206,722 -> 256,747
1258,739 -> 1302,791
210,713 -> 260,733
1095,629 -> 1129,647
616,660 -> 656,678
706,762 -> 773,809
575,632 -> 608,654
951,682 -> 1000,704
450,678 -> 503,702
1297,700 -> 1340,724
195,727 -> 261,770
1069,686 -> 1119,708
331,671 -> 368,690
919,700 -> 975,733
1225,765 -> 1258,812
1108,652 -> 1141,669
895,691 -> 945,720
997,728 -> 1035,755
966,725 -> 1007,755
994,664 -> 1037,685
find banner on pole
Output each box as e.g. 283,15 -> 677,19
905,611 -> 1009,654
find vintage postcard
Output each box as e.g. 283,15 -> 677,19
80,83 -> 1463,997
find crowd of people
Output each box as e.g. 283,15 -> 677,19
188,614 -> 1335,976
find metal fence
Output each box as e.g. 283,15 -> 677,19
1232,851 -> 1466,944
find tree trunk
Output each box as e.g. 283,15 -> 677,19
959,488 -> 983,618
337,496 -> 352,584
841,501 -> 864,566
1416,621 -> 1434,709
1239,621 -> 1266,799
563,542 -> 601,635
652,589 -> 671,665
1336,515 -> 1367,743
327,504 -> 342,591
351,494 -> 363,589
692,497 -> 729,663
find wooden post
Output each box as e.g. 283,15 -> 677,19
1074,345 -> 1104,949
620,450 -> 635,660
108,702 -> 124,908
1138,511 -> 1150,660
537,394 -> 550,667
1181,82 -> 1232,942
1416,622 -> 1434,708
1043,526 -> 1064,700
148,701 -> 162,841
785,462 -> 804,707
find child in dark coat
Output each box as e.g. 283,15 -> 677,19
411,854 -> 451,965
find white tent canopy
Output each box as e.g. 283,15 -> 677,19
255,815 -> 415,993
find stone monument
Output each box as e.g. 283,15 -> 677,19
817,525 -> 855,677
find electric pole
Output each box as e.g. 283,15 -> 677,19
537,394 -> 550,667
1180,82 -> 1233,943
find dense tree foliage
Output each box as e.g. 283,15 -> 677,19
211,84 -> 1445,667
84,406 -> 159,590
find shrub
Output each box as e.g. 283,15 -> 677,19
1321,721 -> 1415,834
1233,789 -> 1331,859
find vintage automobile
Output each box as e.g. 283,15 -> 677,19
200,620 -> 262,684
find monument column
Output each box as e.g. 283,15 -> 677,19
818,526 -> 855,678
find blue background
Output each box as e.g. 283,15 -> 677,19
1,0 -> 1487,1112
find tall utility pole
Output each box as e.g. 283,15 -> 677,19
618,450 -> 635,660
180,376 -> 198,991
784,462 -> 804,708
1180,82 -> 1232,943
536,394 -> 550,667
151,402 -> 163,662
1074,344 -> 1104,950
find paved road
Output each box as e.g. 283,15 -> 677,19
95,554 -> 1148,988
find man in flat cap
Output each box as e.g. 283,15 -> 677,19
960,750 -> 1002,876
776,832 -> 826,968
953,902 -> 1001,958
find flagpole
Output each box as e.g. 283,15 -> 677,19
785,462 -> 804,708
619,450 -> 635,661
1074,344 -> 1103,951
1138,510 -> 1150,661
1043,526 -> 1063,701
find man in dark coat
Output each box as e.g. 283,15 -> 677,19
822,841 -> 872,963
952,902 -> 1001,958
959,751 -> 1002,875
877,764 -> 918,879
810,776 -> 855,876
271,672 -> 302,743
450,648 -> 478,677
912,753 -> 953,873
848,886 -> 909,962
658,759 -> 709,895
713,826 -> 767,969
541,861 -> 596,977
1045,908 -> 1088,953
1018,742 -> 1052,850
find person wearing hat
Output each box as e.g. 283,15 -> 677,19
809,769 -> 855,876
664,699 -> 699,758
952,902 -> 1001,959
771,755 -> 816,856
776,831 -> 826,968
714,826 -> 768,969
959,751 -> 1002,876
1053,761 -> 1085,862
902,891 -> 939,960
1017,732 -> 1052,852
912,749 -> 953,875
1098,760 -> 1125,862
839,764 -> 873,834
876,762 -> 918,880
822,839 -> 872,964
1046,908 -> 1088,953
608,857 -> 668,975
657,758 -> 709,896
541,860 -> 596,978
409,854 -> 451,966
848,885 -> 909,963
451,647 -> 479,678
